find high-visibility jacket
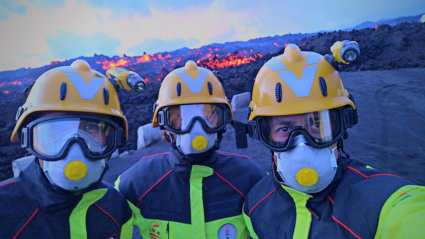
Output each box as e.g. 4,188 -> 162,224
116,150 -> 266,239
0,160 -> 134,239
243,157 -> 425,239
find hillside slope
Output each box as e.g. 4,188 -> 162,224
104,68 -> 425,185
0,22 -> 424,181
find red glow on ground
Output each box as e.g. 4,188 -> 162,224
95,46 -> 265,81
375,25 -> 378,29
274,43 -> 279,47
284,43 -> 289,47
198,52 -> 263,69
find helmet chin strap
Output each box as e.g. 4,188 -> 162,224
167,130 -> 225,164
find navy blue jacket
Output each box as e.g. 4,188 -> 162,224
117,149 -> 267,238
243,157 -> 424,239
0,160 -> 133,238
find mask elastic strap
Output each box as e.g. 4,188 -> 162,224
167,131 -> 190,159
330,145 -> 338,168
337,139 -> 350,158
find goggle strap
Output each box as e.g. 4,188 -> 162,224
342,107 -> 358,128
231,120 -> 248,148
157,110 -> 165,126
21,127 -> 29,148
117,127 -> 125,147
247,121 -> 259,139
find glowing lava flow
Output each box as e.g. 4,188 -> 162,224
197,52 -> 263,69
95,46 -> 268,72
0,43 -> 285,90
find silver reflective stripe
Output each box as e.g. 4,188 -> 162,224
265,52 -> 320,98
56,66 -> 78,73
95,71 -> 107,79
172,68 -> 209,93
58,67 -> 104,100
65,73 -> 104,100
265,58 -> 288,71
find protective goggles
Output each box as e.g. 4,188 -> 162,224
247,108 -> 356,152
157,103 -> 230,134
20,114 -> 125,161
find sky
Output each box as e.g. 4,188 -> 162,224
0,0 -> 424,71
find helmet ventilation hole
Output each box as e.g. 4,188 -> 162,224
103,88 -> 109,105
275,82 -> 282,102
208,81 -> 213,95
60,82 -> 67,100
176,82 -> 181,96
319,77 -> 328,96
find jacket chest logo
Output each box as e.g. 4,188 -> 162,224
218,223 -> 237,239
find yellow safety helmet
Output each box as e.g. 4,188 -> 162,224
11,59 -> 128,142
152,60 -> 233,128
245,44 -> 358,152
249,44 -> 355,120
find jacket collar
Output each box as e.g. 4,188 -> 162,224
168,147 -> 218,176
20,159 -> 107,208
272,156 -> 353,204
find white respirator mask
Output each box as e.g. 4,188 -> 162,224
42,143 -> 106,191
275,135 -> 338,193
176,121 -> 217,155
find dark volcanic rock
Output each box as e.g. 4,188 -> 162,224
0,22 -> 424,181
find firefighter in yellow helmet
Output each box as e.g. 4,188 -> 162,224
241,44 -> 425,238
116,60 -> 266,238
0,60 -> 133,238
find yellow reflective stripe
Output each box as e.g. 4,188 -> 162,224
120,215 -> 134,239
136,217 -> 169,238
136,166 -> 213,239
127,199 -> 145,238
189,165 -> 213,238
282,185 -> 312,239
114,175 -> 121,191
118,200 -> 137,239
242,205 -> 260,239
137,215 -> 248,239
375,185 -> 425,239
69,188 -> 107,239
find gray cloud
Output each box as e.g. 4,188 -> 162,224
128,38 -> 200,54
79,0 -> 152,17
28,0 -> 66,12
208,26 -> 237,44
43,30 -> 121,60
0,1 -> 27,20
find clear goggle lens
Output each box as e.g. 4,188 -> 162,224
32,118 -> 114,157
164,104 -> 227,133
258,109 -> 341,149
